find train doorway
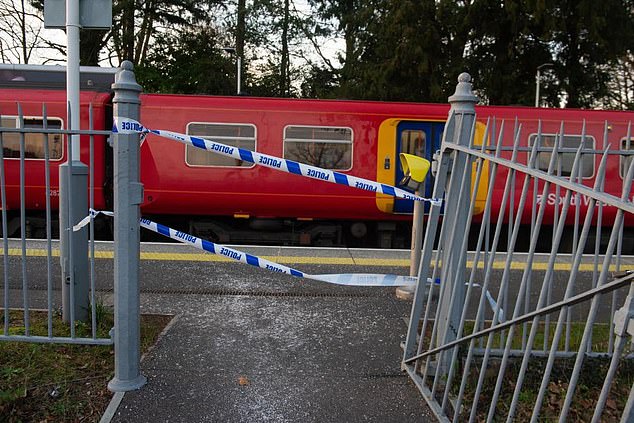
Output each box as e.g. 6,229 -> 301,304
394,121 -> 445,213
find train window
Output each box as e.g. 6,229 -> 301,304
529,133 -> 595,178
283,126 -> 352,170
400,130 -> 426,157
185,123 -> 256,167
621,138 -> 633,179
0,116 -> 63,160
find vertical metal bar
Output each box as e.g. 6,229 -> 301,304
475,127 -> 543,423
422,124 -> 465,383
89,104 -> 97,338
505,131 -> 566,421
429,114 -> 472,393
485,139 -> 544,422
567,120 -> 586,352
502,119 -> 519,349
573,120 -> 585,253
43,105 -> 53,338
0,111 -> 9,336
544,122 -> 565,351
591,282 -> 634,423
66,101 -> 76,338
407,131 -> 450,369
558,142 -> 634,421
525,121 -> 542,349
609,122 -> 631,353
441,122 -> 489,412
18,105 -> 29,336
430,118 -> 478,398
413,156 -> 450,377
503,145 -> 583,422
588,123 -> 608,352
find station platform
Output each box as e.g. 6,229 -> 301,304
3,240 -> 633,422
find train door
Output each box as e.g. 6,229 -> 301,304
394,121 -> 445,213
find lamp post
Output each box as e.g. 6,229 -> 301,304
535,63 -> 553,107
223,47 -> 242,95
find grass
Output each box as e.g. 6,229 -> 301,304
416,320 -> 634,422
0,308 -> 172,423
456,354 -> 634,422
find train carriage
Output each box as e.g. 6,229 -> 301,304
0,65 -> 632,250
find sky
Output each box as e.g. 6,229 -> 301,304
16,0 -> 344,71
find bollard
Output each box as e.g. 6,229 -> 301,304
108,61 -> 146,392
396,189 -> 424,300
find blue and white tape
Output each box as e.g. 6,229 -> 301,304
75,210 -> 503,316
113,117 -> 442,206
139,216 -> 420,286
76,210 -> 417,287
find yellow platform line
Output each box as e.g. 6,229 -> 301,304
0,248 -> 631,272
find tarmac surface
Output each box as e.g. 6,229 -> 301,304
101,243 -> 435,422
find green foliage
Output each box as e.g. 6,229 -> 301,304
135,26 -> 236,95
21,0 -> 634,106
542,0 -> 634,108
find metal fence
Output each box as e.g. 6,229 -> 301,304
0,102 -> 112,345
403,73 -> 634,422
0,62 -> 145,391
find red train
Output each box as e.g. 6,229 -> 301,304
0,65 -> 632,251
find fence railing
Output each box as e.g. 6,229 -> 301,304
403,73 -> 634,422
0,62 -> 145,392
0,105 -> 112,345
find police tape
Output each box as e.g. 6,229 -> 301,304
112,117 -> 442,206
74,210 -> 504,314
75,209 -> 417,286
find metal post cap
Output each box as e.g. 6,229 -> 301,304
112,61 -> 142,103
448,72 -> 478,107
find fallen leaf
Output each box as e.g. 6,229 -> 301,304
238,376 -> 250,386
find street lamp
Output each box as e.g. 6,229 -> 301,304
535,63 -> 553,107
223,47 -> 242,95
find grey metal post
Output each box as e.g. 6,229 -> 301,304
108,61 -> 146,392
60,162 -> 89,322
436,73 -> 478,368
60,0 -> 90,323
396,190 -> 424,300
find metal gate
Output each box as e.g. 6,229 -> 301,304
0,62 -> 145,392
402,73 -> 634,422
0,101 -> 112,346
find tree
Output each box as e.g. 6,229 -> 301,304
460,0 -> 552,105
0,0 -> 45,63
27,0 -> 224,66
135,25 -> 235,95
597,53 -> 634,110
543,0 -> 634,108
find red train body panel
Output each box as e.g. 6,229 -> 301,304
474,106 -> 634,228
139,94 -> 449,221
0,71 -> 632,248
0,89 -> 111,214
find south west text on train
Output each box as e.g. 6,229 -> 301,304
0,65 -> 632,252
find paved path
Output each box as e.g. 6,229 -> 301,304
105,245 -> 434,422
